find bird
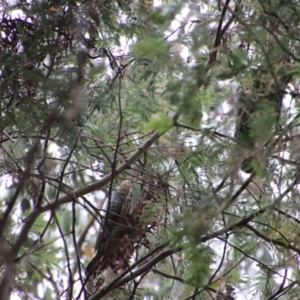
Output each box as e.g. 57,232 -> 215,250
85,180 -> 156,297
86,188 -> 124,272
234,59 -> 292,173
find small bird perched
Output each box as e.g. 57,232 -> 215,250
86,183 -> 132,294
85,181 -> 155,297
86,188 -> 125,273
234,59 -> 292,173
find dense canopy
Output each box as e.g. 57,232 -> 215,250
1,0 -> 300,299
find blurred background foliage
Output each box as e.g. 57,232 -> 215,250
1,0 -> 300,299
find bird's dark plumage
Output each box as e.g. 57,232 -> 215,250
85,181 -> 154,296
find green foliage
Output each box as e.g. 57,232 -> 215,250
1,0 -> 300,299
184,246 -> 214,286
146,115 -> 173,133
131,37 -> 170,60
